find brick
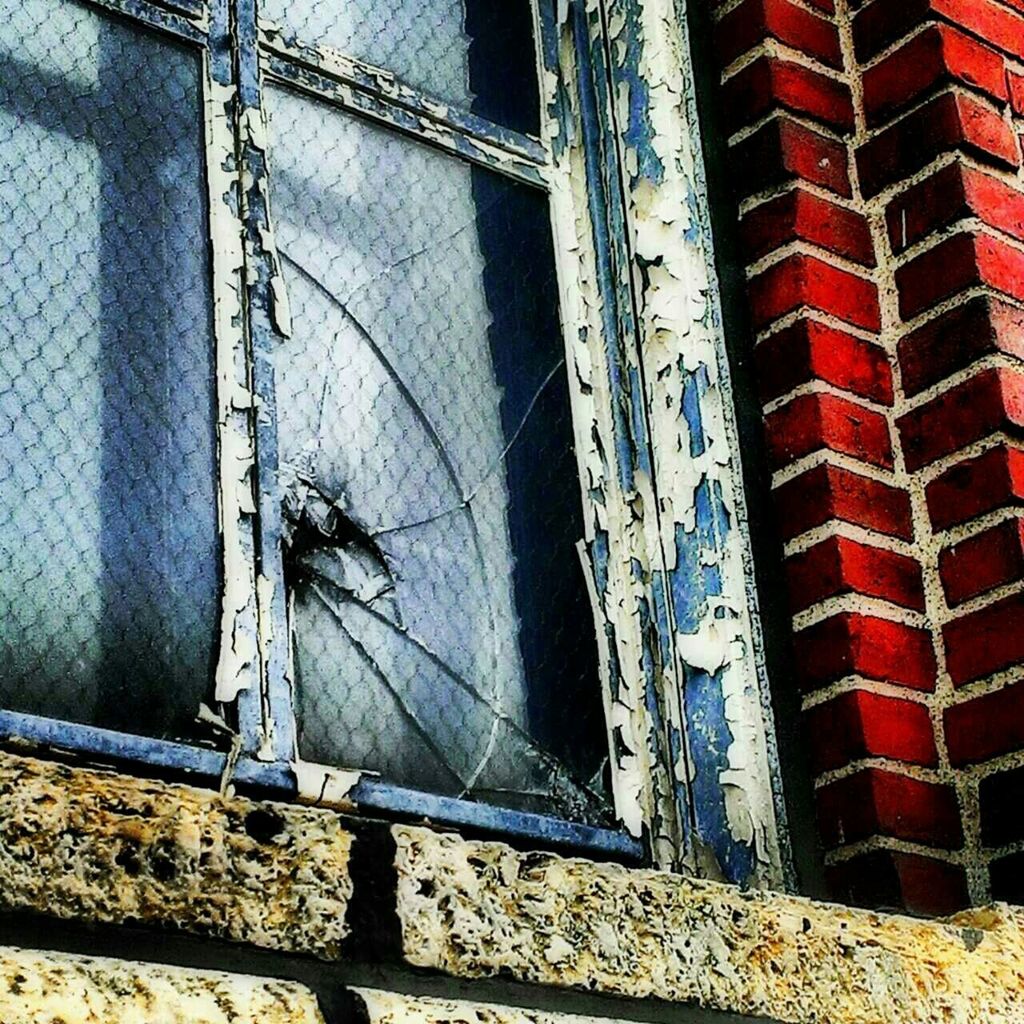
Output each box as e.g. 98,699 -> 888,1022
754,319 -> 892,404
990,851 -> 1024,903
897,367 -> 1024,471
897,296 -> 1024,397
980,764 -> 1024,846
856,92 -> 1018,199
943,592 -> 1024,688
749,253 -> 880,331
729,117 -> 852,198
793,612 -> 937,692
926,443 -> 1024,530
1010,70 -> 1024,117
945,678 -> 1024,764
785,535 -> 925,612
896,233 -> 1024,320
715,0 -> 843,70
827,850 -> 969,916
722,56 -> 855,134
816,768 -> 963,848
765,392 -> 893,469
804,690 -> 938,773
853,0 -> 1024,63
741,192 -> 876,267
886,163 -> 1024,255
773,463 -> 912,540
862,25 -> 1008,129
939,517 -> 1024,606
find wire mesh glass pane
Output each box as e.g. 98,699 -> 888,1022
266,84 -> 611,825
0,0 -> 219,740
259,0 -> 540,136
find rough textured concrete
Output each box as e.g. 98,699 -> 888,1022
0,945 -> 326,1024
395,825 -> 1024,1024
0,752 -> 352,956
355,988 -> 621,1024
3,752 -> 1024,1022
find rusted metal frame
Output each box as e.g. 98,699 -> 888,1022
258,51 -> 548,191
226,0 -> 296,764
594,0 -> 789,887
71,0 -> 206,45
259,25 -> 547,166
537,0 -> 690,868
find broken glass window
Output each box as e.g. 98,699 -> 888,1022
259,0 -> 540,136
0,0 -> 218,740
266,84 -> 612,824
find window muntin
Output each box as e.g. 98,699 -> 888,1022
259,0 -> 540,134
0,0 -> 648,858
0,0 -> 218,740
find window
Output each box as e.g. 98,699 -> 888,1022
0,0 -> 675,860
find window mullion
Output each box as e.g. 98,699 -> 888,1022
540,0 -> 695,871
204,0 -> 292,763
229,0 -> 296,764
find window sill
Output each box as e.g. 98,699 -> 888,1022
0,749 -> 1018,1023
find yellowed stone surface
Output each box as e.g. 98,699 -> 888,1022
395,826 -> 1024,1024
0,945 -> 326,1024
0,752 -> 352,956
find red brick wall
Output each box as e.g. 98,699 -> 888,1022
711,0 -> 1024,913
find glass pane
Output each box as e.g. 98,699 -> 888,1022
260,0 -> 540,136
266,85 -> 610,824
0,0 -> 219,740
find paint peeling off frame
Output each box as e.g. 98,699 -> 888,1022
292,760 -> 363,809
577,0 -> 790,885
75,0 -> 206,44
6,0 -> 787,876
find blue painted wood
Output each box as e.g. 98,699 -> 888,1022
74,0 -> 206,44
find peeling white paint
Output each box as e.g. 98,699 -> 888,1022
205,69 -> 262,708
291,760 -> 364,809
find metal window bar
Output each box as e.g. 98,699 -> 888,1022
0,0 -> 669,864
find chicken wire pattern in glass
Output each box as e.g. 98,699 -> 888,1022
0,0 -> 219,741
259,0 -> 541,136
265,84 -> 612,825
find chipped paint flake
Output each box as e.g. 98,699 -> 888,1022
291,760 -> 363,809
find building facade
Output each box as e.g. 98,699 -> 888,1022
0,0 -> 1023,1020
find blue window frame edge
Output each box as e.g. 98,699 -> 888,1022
0,710 -> 643,860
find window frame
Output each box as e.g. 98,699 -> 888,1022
0,0 -> 789,880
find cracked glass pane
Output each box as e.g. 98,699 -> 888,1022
0,0 -> 218,740
266,84 -> 611,824
259,0 -> 540,136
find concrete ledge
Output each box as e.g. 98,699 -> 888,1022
0,945 -> 325,1023
2,751 -> 1024,1022
0,752 -> 352,956
395,826 -> 1024,1024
